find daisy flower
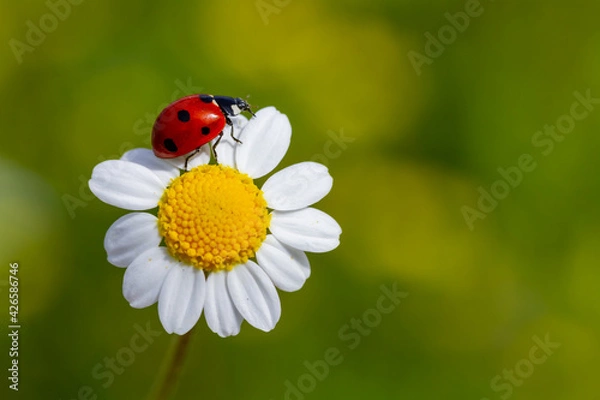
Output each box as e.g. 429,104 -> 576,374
89,107 -> 341,337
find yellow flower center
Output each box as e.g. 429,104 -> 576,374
157,165 -> 270,271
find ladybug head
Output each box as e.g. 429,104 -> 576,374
232,97 -> 255,116
213,95 -> 256,118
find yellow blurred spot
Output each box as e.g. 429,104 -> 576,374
192,0 -> 424,142
335,160 -> 486,293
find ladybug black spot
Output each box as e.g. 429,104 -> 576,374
201,126 -> 210,135
164,138 -> 178,152
199,94 -> 213,104
177,110 -> 190,122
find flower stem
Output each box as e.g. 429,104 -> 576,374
147,327 -> 195,400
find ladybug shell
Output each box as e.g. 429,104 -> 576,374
152,95 -> 226,158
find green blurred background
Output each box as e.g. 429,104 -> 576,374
1,0 -> 599,399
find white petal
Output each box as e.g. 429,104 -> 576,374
121,148 -> 180,187
158,265 -> 206,335
262,162 -> 333,211
227,261 -> 281,332
235,107 -> 291,179
163,147 -> 211,171
204,271 -> 244,337
104,212 -> 161,267
270,208 -> 342,253
89,160 -> 164,210
256,235 -> 310,292
231,114 -> 249,130
122,247 -> 176,309
213,115 -> 249,168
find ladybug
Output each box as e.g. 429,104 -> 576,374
152,94 -> 255,168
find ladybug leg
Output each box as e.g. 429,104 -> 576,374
227,117 -> 243,144
184,148 -> 201,171
230,129 -> 243,144
211,133 -> 223,164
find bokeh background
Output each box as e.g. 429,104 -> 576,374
1,0 -> 600,399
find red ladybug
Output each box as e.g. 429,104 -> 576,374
152,94 -> 254,167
